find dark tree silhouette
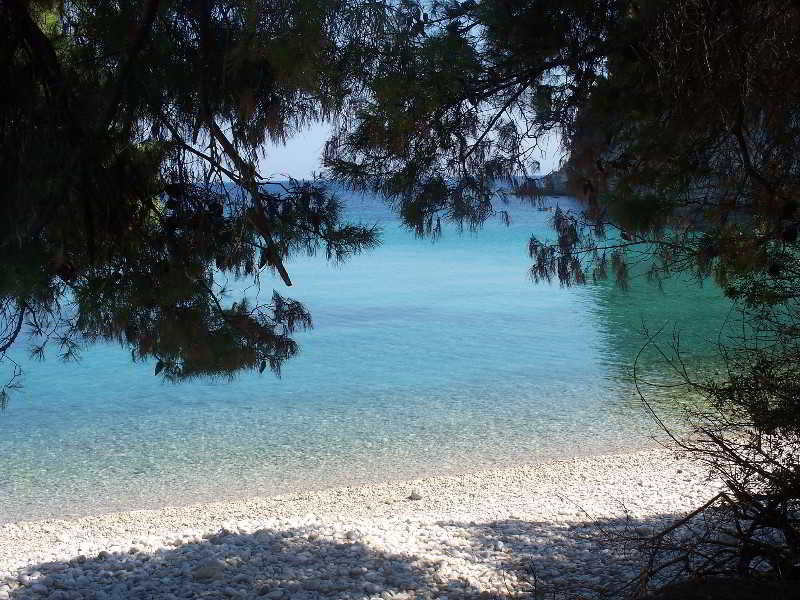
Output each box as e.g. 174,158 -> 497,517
1,0 -> 392,388
324,0 -> 800,590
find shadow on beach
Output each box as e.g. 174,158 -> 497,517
3,513 -> 697,600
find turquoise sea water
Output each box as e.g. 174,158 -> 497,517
0,192 -> 734,522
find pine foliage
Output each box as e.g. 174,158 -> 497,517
0,0 -> 385,385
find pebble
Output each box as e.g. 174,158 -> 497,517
191,559 -> 226,580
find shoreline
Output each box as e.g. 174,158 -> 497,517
0,448 -> 721,599
1,437 -> 663,525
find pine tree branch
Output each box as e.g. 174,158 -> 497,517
0,304 -> 26,355
461,84 -> 527,163
159,115 -> 242,182
102,0 -> 161,128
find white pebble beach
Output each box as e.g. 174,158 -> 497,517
0,449 -> 721,600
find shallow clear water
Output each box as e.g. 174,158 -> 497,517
0,193 -> 734,522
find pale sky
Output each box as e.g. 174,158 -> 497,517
258,122 -> 332,180
259,122 -> 563,180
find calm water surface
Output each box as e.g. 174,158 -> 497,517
0,192 -> 734,522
